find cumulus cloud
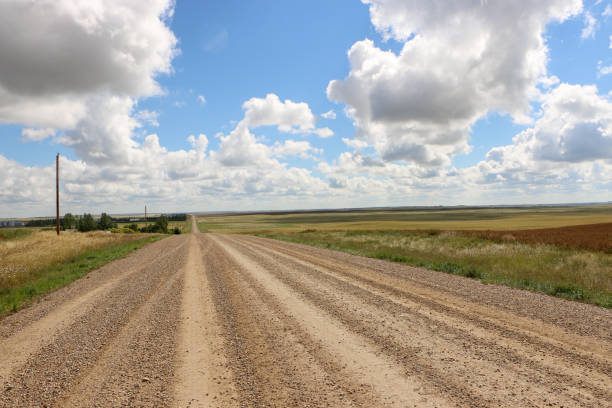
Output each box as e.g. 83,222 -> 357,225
198,95 -> 207,104
328,0 -> 582,167
187,134 -> 209,154
272,140 -> 321,159
342,137 -> 369,150
0,0 -> 178,164
473,84 -> 612,187
242,94 -> 333,137
21,128 -> 56,142
316,83 -> 612,206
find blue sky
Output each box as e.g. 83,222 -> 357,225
1,0 -> 611,217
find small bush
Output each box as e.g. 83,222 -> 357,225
173,227 -> 181,234
78,214 -> 97,232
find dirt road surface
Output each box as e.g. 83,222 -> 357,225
1,217 -> 610,407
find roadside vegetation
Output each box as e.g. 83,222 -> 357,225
0,230 -> 164,316
0,228 -> 35,241
17,212 -> 188,234
196,205 -> 612,308
259,229 -> 611,308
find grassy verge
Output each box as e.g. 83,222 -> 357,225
0,235 -> 165,316
0,228 -> 36,241
257,230 -> 612,308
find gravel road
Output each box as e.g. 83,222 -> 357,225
0,217 -> 610,407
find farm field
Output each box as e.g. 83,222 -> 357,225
0,217 -> 609,407
198,205 -> 612,307
196,204 -> 612,233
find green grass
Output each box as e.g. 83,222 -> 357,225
0,235 -> 165,316
0,228 -> 35,241
257,230 -> 612,308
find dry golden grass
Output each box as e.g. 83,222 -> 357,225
0,230 -> 146,288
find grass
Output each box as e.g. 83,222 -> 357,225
0,228 -> 36,241
0,230 -> 165,316
259,230 -> 612,308
182,218 -> 192,234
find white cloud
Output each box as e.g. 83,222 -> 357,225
315,83 -> 612,206
187,134 -> 209,154
241,93 -> 333,137
603,4 -> 612,16
598,62 -> 612,76
342,137 -> 369,150
273,140 -> 321,159
473,84 -> 612,188
21,128 -> 56,142
136,110 -> 160,127
328,0 -> 582,167
198,95 -> 207,104
314,127 -> 334,138
581,12 -> 598,38
0,0 -> 178,164
321,110 -> 336,120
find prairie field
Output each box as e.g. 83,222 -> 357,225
0,229 -> 162,314
197,205 -> 612,307
197,204 -> 612,233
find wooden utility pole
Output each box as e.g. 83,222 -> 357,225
56,153 -> 60,236
145,205 -> 147,223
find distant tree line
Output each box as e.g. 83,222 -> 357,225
59,213 -> 116,232
27,213 -> 181,234
112,213 -> 186,223
60,213 -> 178,234
25,218 -> 57,227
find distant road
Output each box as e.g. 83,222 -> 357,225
0,216 -> 610,407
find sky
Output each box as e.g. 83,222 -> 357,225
1,0 -> 612,217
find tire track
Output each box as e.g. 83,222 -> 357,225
0,236 -> 187,388
218,233 -> 612,407
172,230 -> 238,407
0,235 -> 189,408
203,236 -> 396,407
239,235 -> 611,361
208,234 -> 454,408
242,235 -> 612,342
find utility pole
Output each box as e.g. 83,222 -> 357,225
56,153 -> 60,236
145,205 -> 147,223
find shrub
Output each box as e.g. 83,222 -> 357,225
77,214 -> 97,232
98,213 -> 113,230
62,213 -> 75,230
155,215 -> 169,234
173,227 -> 181,234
